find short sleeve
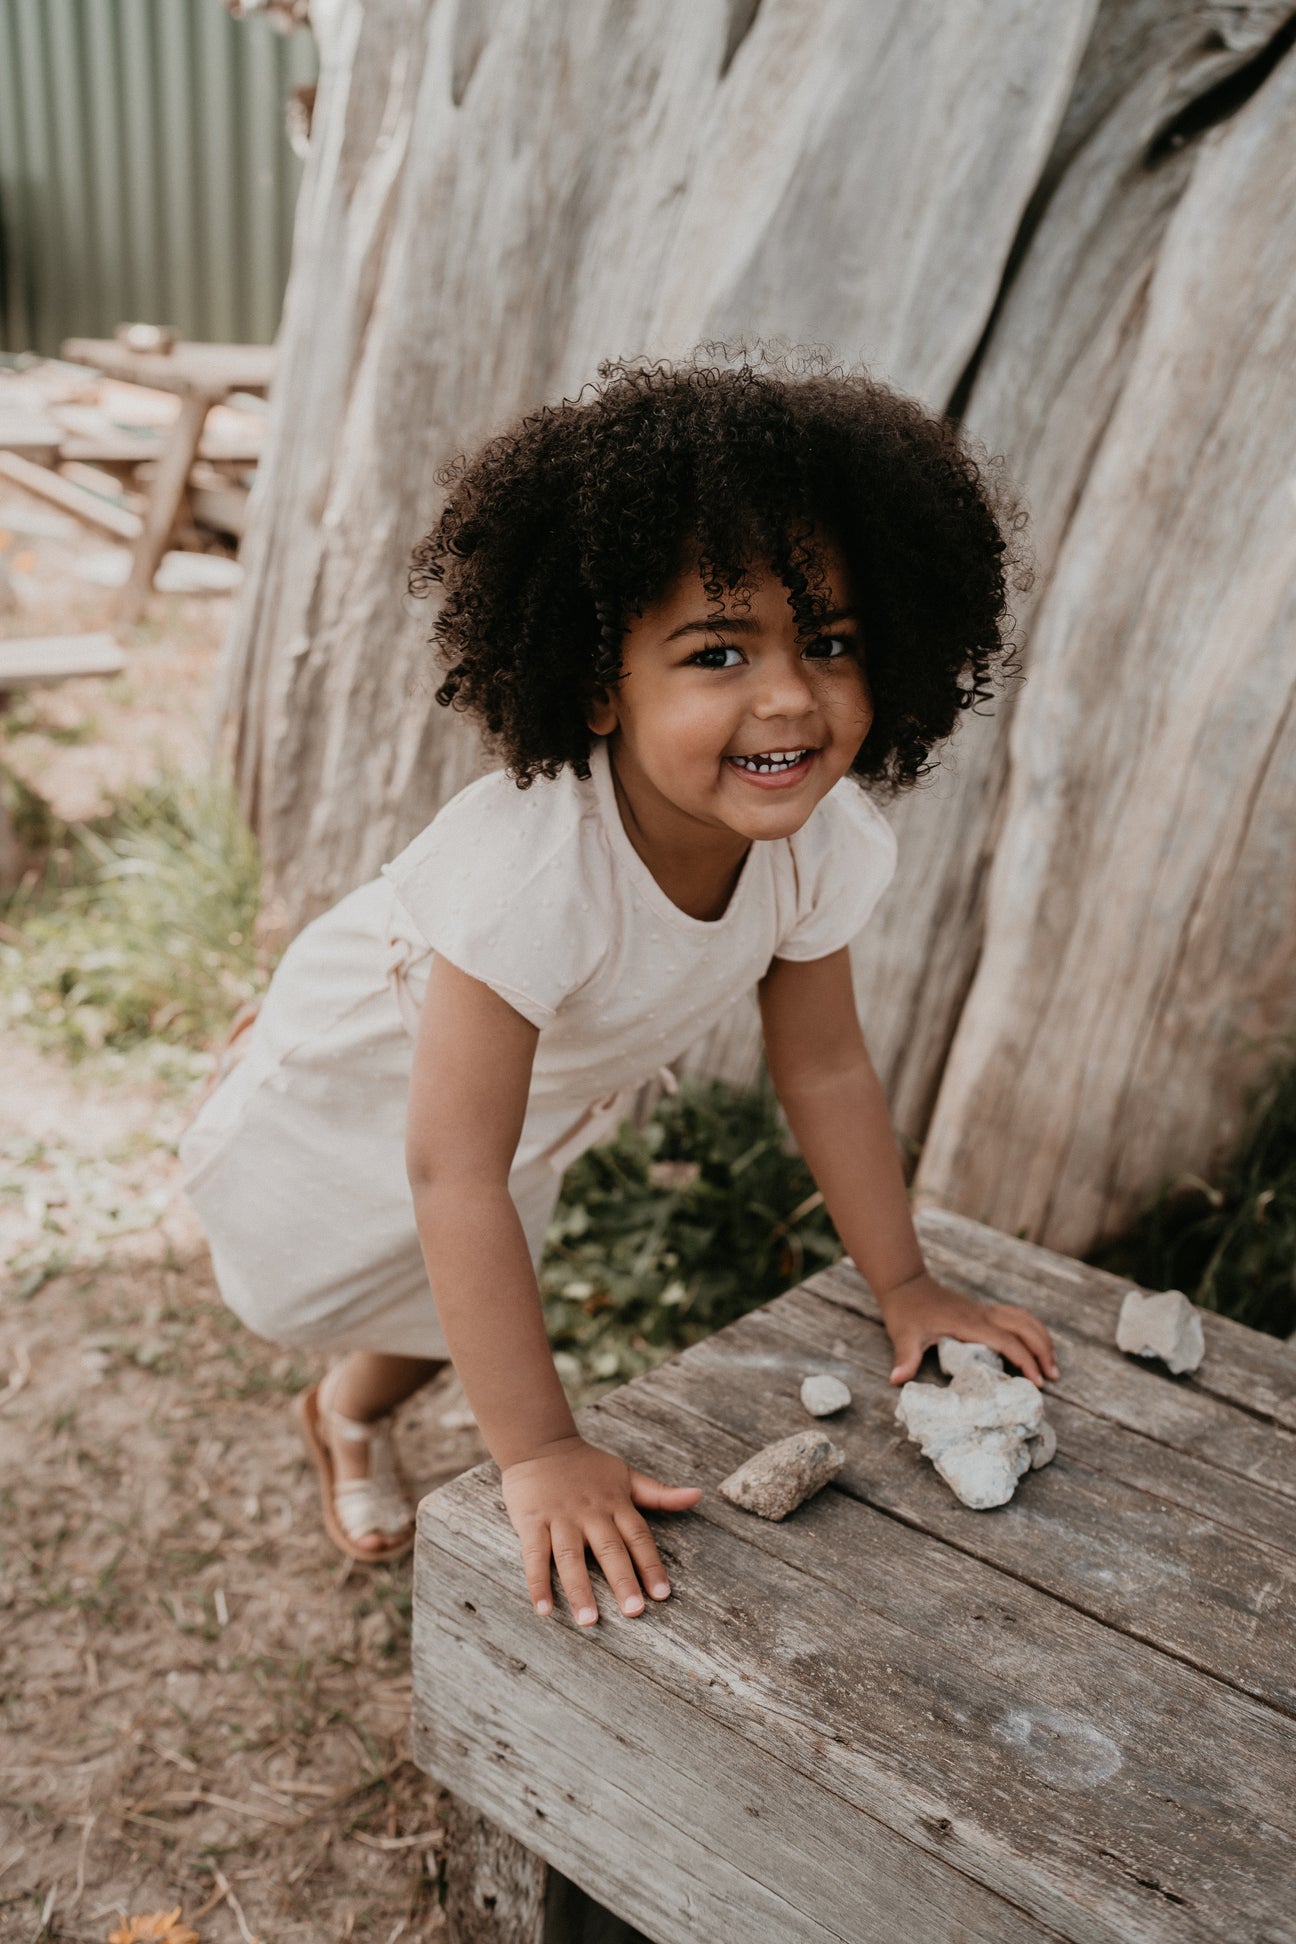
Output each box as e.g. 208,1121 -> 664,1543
774,783 -> 898,962
380,769 -> 602,1029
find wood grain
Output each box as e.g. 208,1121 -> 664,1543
218,0 -> 1093,932
414,1385 -> 1296,1943
917,34 -> 1296,1248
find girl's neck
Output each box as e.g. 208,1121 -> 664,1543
606,740 -> 751,924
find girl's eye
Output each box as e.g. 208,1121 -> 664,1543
688,643 -> 745,669
804,633 -> 855,660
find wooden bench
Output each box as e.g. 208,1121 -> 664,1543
0,633 -> 125,884
61,338 -> 275,622
411,1207 -> 1296,1943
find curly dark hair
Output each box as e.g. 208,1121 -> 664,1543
410,346 -> 1028,792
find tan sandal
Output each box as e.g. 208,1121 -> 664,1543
295,1366 -> 416,1565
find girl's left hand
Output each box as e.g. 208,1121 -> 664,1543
879,1271 -> 1059,1388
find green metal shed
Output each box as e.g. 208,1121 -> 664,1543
0,0 -> 317,355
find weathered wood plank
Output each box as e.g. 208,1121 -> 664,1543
660,1298 -> 1296,1714
415,1387 -> 1296,1944
0,449 -> 142,541
911,1207 -> 1296,1439
0,634 -> 125,690
418,1552 -> 1046,1944
780,1282 -> 1296,1557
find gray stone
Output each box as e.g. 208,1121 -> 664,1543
1115,1287 -> 1205,1374
719,1429 -> 845,1521
937,1337 -> 1004,1378
800,1373 -> 852,1417
896,1361 -> 1055,1510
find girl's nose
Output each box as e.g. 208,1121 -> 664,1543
752,656 -> 815,720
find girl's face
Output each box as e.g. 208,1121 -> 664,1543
587,537 -> 873,851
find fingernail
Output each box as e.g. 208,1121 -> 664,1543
577,1605 -> 597,1626
651,1581 -> 670,1599
535,1599 -> 551,1616
623,1596 -> 644,1615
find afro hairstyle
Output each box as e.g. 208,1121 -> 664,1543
409,347 -> 1028,792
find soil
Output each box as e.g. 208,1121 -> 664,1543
0,490 -> 487,1942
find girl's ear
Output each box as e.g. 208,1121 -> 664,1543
586,687 -> 618,736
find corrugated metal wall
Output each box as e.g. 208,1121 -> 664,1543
0,0 -> 317,355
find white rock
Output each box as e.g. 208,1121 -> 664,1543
896,1361 -> 1054,1510
800,1373 -> 852,1417
1115,1288 -> 1205,1375
719,1429 -> 845,1521
1027,1419 -> 1057,1469
937,1337 -> 1004,1378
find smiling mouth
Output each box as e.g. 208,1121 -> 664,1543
726,746 -> 817,775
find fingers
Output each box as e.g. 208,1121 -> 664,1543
519,1527 -> 554,1617
627,1468 -> 702,1512
888,1330 -> 927,1385
587,1521 -> 647,1617
987,1305 -> 1060,1385
988,1329 -> 1045,1388
550,1519 -> 600,1628
614,1507 -> 672,1602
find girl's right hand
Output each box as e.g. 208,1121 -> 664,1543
500,1434 -> 702,1625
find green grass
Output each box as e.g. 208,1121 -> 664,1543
540,1074 -> 842,1395
1090,1052 -> 1296,1338
0,768 -> 267,1058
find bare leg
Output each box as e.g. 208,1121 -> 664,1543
325,1350 -> 448,1554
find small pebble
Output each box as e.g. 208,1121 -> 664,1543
719,1429 -> 845,1521
800,1373 -> 852,1417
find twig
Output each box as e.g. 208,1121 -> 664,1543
68,1815 -> 95,1913
188,1880 -> 230,1923
351,1829 -> 442,1853
212,1869 -> 258,1944
0,1340 -> 32,1410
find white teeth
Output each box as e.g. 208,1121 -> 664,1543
729,748 -> 812,773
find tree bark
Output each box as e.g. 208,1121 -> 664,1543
916,28 -> 1296,1250
217,0 -> 1296,1255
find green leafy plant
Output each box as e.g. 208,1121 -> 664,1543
540,1074 -> 842,1396
0,770 -> 267,1058
1091,1051 -> 1296,1338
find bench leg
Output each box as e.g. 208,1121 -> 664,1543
442,1794 -> 649,1944
442,1795 -> 548,1943
118,390 -> 213,624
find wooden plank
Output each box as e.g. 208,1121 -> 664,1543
0,449 -> 142,541
912,1208 -> 1296,1438
417,1499 -> 1076,1944
415,1383 -> 1296,1944
60,338 -> 276,398
658,1298 -> 1296,1715
0,634 -> 125,690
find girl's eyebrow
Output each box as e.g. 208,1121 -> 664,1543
664,605 -> 857,643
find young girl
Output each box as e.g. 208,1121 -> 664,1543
180,352 -> 1057,1624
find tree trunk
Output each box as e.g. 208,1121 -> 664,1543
217,0 -> 1296,1254
915,26 -> 1296,1250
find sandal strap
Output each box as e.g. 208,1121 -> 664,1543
317,1367 -> 414,1541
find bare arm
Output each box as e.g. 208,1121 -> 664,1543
405,953 -> 700,1620
758,949 -> 1058,1386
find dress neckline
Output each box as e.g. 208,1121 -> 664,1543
588,737 -> 757,932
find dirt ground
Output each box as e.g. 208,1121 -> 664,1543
1,494 -> 485,1942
